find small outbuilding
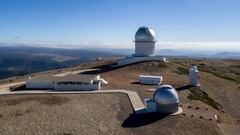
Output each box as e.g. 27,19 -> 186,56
139,75 -> 163,85
26,74 -> 102,91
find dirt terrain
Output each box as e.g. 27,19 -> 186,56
96,59 -> 240,120
0,93 -> 221,135
0,59 -> 239,135
83,59 -> 240,134
0,93 -> 133,135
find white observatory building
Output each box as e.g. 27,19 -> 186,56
144,85 -> 182,115
189,65 -> 200,86
134,27 -> 156,57
116,26 -> 165,66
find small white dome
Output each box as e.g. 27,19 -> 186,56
153,85 -> 179,105
153,85 -> 180,114
135,26 -> 156,42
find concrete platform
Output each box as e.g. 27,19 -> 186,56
0,89 -> 145,114
115,56 -> 165,67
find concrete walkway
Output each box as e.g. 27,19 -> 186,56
0,89 -> 145,114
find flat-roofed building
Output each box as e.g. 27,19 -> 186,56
139,75 -> 163,85
26,74 -> 101,91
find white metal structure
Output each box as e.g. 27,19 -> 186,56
134,26 -> 156,57
26,74 -> 102,91
189,65 -> 200,86
100,78 -> 108,85
139,75 -> 163,85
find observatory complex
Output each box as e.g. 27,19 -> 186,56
116,26 -> 166,66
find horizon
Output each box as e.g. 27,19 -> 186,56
1,41 -> 240,53
1,0 -> 240,51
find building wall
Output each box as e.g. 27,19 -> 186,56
135,42 -> 155,57
156,103 -> 179,114
26,80 -> 53,89
145,99 -> 157,112
117,56 -> 164,67
53,81 -> 100,91
189,70 -> 199,86
139,77 -> 162,85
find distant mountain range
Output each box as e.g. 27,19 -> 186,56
89,48 -> 240,59
156,49 -> 240,59
212,52 -> 240,59
0,46 -> 123,79
0,45 -> 239,79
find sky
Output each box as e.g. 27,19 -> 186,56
0,0 -> 240,51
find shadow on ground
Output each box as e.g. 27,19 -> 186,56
122,113 -> 167,128
10,84 -> 27,91
80,60 -> 166,75
11,84 -> 53,91
131,82 -> 159,86
176,85 -> 194,91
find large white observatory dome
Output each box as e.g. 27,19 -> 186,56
134,26 -> 156,57
135,27 -> 156,42
153,85 -> 180,114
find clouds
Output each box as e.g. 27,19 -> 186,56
156,42 -> 240,51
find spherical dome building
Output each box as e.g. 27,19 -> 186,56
135,27 -> 156,42
134,26 -> 156,57
153,85 -> 180,114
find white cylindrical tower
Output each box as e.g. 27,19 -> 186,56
134,26 -> 156,57
189,65 -> 200,86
